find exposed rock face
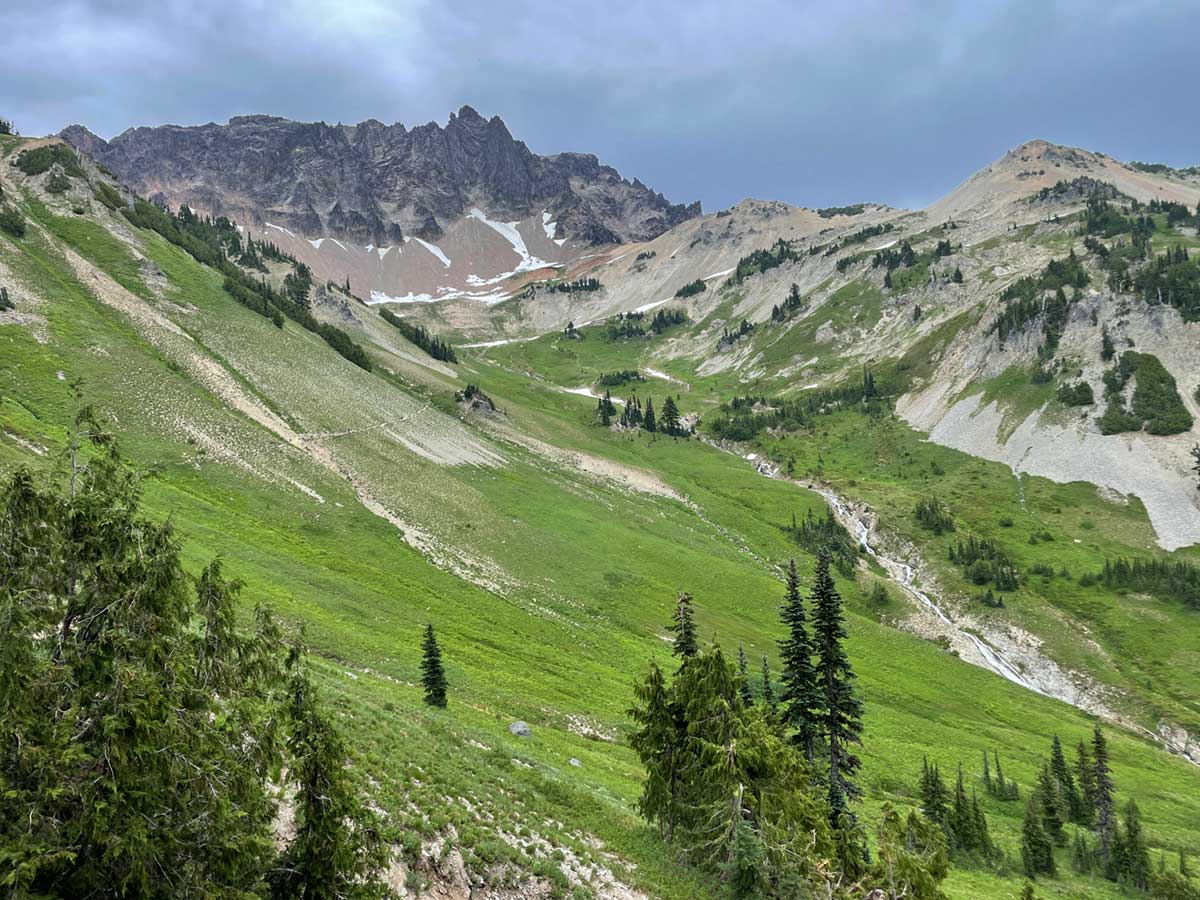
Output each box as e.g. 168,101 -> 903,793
60,107 -> 700,245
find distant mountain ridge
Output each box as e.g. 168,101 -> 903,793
60,106 -> 701,245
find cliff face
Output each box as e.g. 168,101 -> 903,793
60,107 -> 700,244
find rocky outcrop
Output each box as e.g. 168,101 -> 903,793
60,107 -> 700,245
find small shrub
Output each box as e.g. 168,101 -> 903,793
0,204 -> 26,238
14,143 -> 84,177
46,170 -> 72,194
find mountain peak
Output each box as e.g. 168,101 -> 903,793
60,108 -> 701,246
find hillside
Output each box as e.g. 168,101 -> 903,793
59,108 -> 701,308
2,129 -> 1200,900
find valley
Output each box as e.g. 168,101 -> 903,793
2,119 -> 1200,900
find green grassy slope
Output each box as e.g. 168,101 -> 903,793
2,150 -> 1198,899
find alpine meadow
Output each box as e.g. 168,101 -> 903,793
2,3 -> 1200,898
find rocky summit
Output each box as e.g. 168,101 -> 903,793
60,106 -> 700,246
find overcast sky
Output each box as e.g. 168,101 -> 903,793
3,0 -> 1197,211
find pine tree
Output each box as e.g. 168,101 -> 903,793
661,395 -> 681,435
1118,800 -> 1151,890
419,624 -> 448,707
669,591 -> 698,662
919,758 -> 950,834
1072,829 -> 1092,873
736,643 -> 753,706
1092,725 -> 1116,868
760,654 -> 775,713
1075,739 -> 1097,825
273,670 -> 391,900
778,558 -> 819,763
1037,763 -> 1067,847
811,548 -> 863,817
950,765 -> 976,852
643,398 -> 657,433
953,266 -> 964,283
1021,796 -> 1056,877
1049,734 -> 1083,823
628,661 -> 683,839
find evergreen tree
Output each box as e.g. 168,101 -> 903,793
950,765 -> 976,852
1022,880 -> 1037,900
1092,725 -> 1116,868
661,395 -> 682,435
1072,829 -> 1093,873
868,804 -> 949,900
1049,734 -> 1082,823
811,548 -> 864,817
760,654 -> 775,713
643,398 -> 657,433
420,623 -> 448,707
736,643 -> 754,706
1075,739 -> 1097,825
628,661 -> 683,840
952,266 -> 964,283
982,750 -> 992,795
669,591 -> 698,661
919,758 -> 950,833
778,558 -> 820,762
1021,796 -> 1056,878
1117,800 -> 1151,890
1037,763 -> 1067,847
272,670 -> 390,900
0,424 -> 387,897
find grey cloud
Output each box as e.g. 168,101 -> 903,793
1,0 -> 1196,211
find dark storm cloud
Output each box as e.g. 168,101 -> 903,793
2,0 -> 1196,211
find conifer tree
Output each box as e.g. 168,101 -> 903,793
669,591 -> 698,661
661,395 -> 681,435
811,548 -> 863,817
1022,880 -> 1037,900
869,804 -> 948,900
1075,739 -> 1097,825
1037,763 -> 1067,847
952,266 -> 964,283
273,670 -> 391,900
778,558 -> 819,762
1092,725 -> 1116,868
760,654 -> 775,713
420,623 -> 448,707
643,398 -> 657,433
736,643 -> 754,706
628,661 -> 683,839
1072,829 -> 1092,873
950,765 -> 976,851
982,750 -> 992,795
1118,800 -> 1151,890
920,758 -> 950,832
1049,735 -> 1082,823
1021,796 -> 1056,877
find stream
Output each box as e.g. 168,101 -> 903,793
699,437 -> 1200,766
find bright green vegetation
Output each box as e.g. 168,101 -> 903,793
1,150 -> 1198,899
1,430 -> 390,898
1099,352 -> 1193,435
13,143 -> 85,177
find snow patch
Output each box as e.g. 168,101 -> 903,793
413,238 -> 452,268
704,267 -> 735,280
634,298 -> 671,313
265,222 -> 296,238
468,208 -> 553,274
541,210 -> 558,241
